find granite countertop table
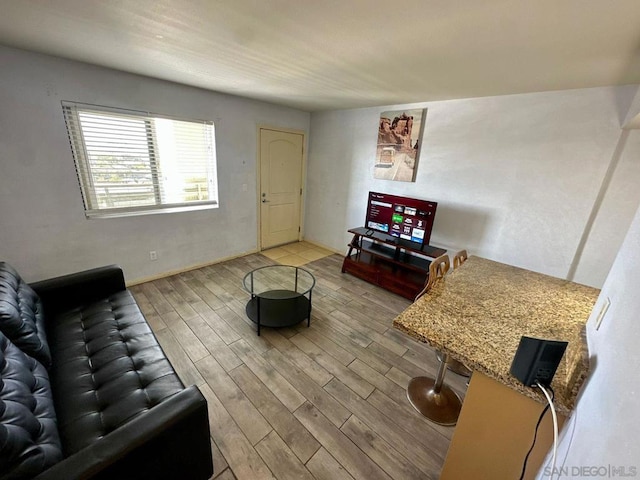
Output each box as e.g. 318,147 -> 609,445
393,256 -> 600,414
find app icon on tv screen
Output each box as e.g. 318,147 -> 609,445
367,221 -> 389,232
411,228 -> 425,243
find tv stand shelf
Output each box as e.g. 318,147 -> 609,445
341,227 -> 447,300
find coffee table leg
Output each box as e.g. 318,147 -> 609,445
307,290 -> 313,327
257,296 -> 261,336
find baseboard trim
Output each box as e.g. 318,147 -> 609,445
126,249 -> 259,286
302,239 -> 343,255
128,242 -> 340,287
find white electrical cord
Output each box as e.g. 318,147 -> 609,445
536,381 -> 558,479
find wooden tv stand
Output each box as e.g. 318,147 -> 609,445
341,227 -> 447,300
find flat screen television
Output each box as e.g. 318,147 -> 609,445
365,191 -> 438,246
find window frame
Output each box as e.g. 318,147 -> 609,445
62,101 -> 219,218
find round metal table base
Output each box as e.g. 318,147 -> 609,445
407,376 -> 462,426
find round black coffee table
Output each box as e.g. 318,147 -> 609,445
242,265 -> 316,336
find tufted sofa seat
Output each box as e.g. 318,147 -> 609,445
0,262 -> 213,480
0,332 -> 62,479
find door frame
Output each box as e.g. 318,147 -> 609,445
256,125 -> 308,251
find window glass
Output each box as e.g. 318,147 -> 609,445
62,103 -> 218,217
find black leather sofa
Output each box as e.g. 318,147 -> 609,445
0,262 -> 213,480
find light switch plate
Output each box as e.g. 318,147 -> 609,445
595,297 -> 611,331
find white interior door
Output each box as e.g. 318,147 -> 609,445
259,128 -> 304,249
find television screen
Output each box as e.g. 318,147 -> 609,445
365,191 -> 438,246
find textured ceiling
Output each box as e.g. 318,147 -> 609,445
1,0 -> 639,111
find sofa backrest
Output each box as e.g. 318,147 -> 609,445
0,330 -> 63,478
0,263 -> 52,369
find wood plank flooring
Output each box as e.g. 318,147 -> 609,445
129,253 -> 468,480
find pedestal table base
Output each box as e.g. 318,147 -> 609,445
407,354 -> 462,426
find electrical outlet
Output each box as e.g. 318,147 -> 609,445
595,297 -> 611,331
149,250 -> 158,261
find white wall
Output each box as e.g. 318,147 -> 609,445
536,202 -> 640,478
0,46 -> 310,283
571,128 -> 640,286
1,45 -> 638,290
622,86 -> 640,128
305,87 -> 640,287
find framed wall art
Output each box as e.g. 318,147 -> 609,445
373,108 -> 426,182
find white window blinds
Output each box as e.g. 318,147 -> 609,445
62,102 -> 218,217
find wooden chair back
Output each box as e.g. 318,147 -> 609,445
415,254 -> 450,301
453,249 -> 468,269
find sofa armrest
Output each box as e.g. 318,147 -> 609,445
34,385 -> 213,480
30,265 -> 126,316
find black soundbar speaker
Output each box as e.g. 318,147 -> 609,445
509,336 -> 568,387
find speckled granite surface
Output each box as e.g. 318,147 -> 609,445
393,256 -> 600,414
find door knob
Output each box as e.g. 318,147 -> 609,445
262,199 -> 270,203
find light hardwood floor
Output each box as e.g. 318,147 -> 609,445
129,253 -> 468,480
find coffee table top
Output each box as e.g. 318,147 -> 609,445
243,265 -> 316,298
